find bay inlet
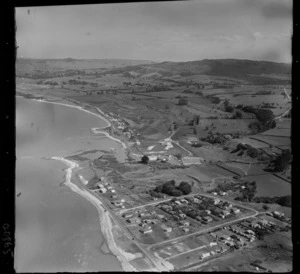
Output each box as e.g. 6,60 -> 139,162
15,97 -> 124,272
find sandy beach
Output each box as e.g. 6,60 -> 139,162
50,156 -> 138,272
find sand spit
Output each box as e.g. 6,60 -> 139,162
50,156 -> 138,272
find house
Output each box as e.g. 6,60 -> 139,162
111,189 -> 116,193
111,195 -> 118,199
127,217 -> 140,224
193,198 -> 200,203
273,211 -> 284,218
179,221 -> 190,227
213,198 -> 220,205
205,210 -> 211,215
209,242 -> 218,247
97,183 -> 104,188
123,213 -> 133,218
221,210 -> 230,216
196,216 -> 202,222
180,199 -> 189,204
161,224 -> 172,233
212,192 -> 218,196
225,240 -> 235,247
199,252 -> 210,260
203,216 -> 213,223
250,221 -> 261,229
148,155 -> 158,161
100,188 -> 107,193
179,213 -> 186,219
157,214 -> 165,219
183,227 -> 189,233
246,229 -> 255,235
140,227 -> 153,234
231,207 -> 240,214
258,219 -> 269,226
174,200 -> 182,205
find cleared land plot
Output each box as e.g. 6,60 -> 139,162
252,135 -> 290,148
244,174 -> 291,197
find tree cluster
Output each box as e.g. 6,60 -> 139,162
271,149 -> 291,172
253,195 -> 291,207
150,180 -> 192,197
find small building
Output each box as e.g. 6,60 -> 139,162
140,227 -> 153,234
127,217 -> 140,224
246,229 -> 255,235
203,216 -> 213,223
213,198 -> 220,205
196,216 -> 202,222
231,207 -> 240,214
143,219 -> 153,224
174,200 -> 182,205
97,183 -> 104,188
205,210 -> 211,215
161,224 -> 172,233
183,227 -> 189,233
148,155 -> 158,161
123,213 -> 133,218
273,211 -> 284,217
179,213 -> 186,219
222,210 -> 230,216
199,252 -> 210,260
111,195 -> 118,199
179,221 -> 190,227
258,219 -> 269,226
180,199 -> 189,204
111,189 -> 116,193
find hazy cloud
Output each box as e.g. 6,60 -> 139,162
262,0 -> 292,20
15,1 -> 292,63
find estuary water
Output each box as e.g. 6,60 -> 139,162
15,97 -> 124,272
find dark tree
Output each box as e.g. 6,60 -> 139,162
234,110 -> 243,119
141,155 -> 149,164
272,149 -> 291,172
178,182 -> 192,195
178,98 -> 188,105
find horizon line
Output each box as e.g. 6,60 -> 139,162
16,56 -> 292,65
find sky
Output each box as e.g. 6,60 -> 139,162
16,0 -> 292,63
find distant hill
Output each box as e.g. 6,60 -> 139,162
104,58 -> 291,83
16,58 -> 291,85
16,58 -> 155,75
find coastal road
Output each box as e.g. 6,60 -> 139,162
86,187 -> 174,272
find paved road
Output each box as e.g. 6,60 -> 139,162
86,188 -> 174,271
147,210 -> 258,250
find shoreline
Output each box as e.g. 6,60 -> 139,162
17,93 -> 161,271
50,156 -> 138,272
17,94 -> 128,150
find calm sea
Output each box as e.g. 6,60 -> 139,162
15,97 -> 123,272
